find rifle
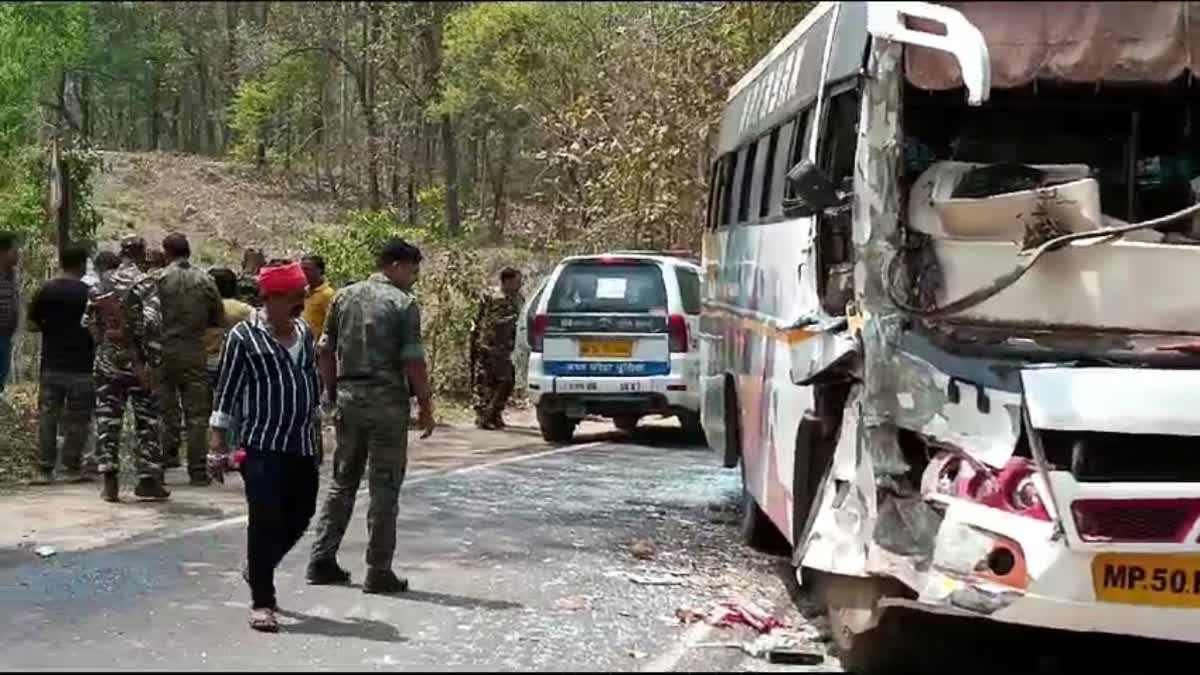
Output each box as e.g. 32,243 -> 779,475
468,298 -> 486,391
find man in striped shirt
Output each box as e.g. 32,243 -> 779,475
206,261 -> 320,633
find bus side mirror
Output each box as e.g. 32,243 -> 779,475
785,160 -> 849,217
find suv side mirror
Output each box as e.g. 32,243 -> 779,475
785,160 -> 850,216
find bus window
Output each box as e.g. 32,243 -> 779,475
816,87 -> 861,316
819,88 -> 861,186
674,266 -> 701,315
783,108 -> 813,203
750,133 -> 772,221
718,155 -> 735,226
730,146 -> 749,225
708,156 -> 732,229
736,142 -> 758,223
767,120 -> 795,219
759,128 -> 780,220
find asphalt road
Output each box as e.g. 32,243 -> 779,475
8,421 -> 1196,673
0,427 -> 829,672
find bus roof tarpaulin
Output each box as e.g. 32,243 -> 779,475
905,2 -> 1200,91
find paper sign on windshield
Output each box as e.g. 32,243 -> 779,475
595,278 -> 627,299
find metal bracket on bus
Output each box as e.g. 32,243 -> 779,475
866,1 -> 992,106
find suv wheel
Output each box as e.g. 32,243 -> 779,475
537,405 -> 577,444
677,410 -> 703,438
613,415 -> 639,433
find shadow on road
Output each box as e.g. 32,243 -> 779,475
277,610 -> 408,643
399,588 -> 524,611
572,423 -> 708,450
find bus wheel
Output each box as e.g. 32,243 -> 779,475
537,406 -> 577,444
722,379 -> 740,468
822,574 -> 902,674
739,461 -> 789,553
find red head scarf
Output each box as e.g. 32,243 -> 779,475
258,262 -> 307,296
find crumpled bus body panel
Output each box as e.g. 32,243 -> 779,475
790,1 -> 1200,646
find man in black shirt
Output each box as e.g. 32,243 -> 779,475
28,244 -> 96,484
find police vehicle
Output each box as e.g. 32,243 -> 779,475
520,251 -> 702,443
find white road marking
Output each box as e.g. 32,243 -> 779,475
642,620 -> 719,673
115,440 -> 608,551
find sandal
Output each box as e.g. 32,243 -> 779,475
248,607 -> 279,633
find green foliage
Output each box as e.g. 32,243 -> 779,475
303,208 -> 487,400
229,56 -> 320,162
0,2 -> 91,152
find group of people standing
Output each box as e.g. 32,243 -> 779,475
0,228 -> 530,633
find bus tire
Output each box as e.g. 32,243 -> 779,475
739,460 -> 789,553
537,406 -> 577,444
822,575 -> 903,674
722,378 -> 740,468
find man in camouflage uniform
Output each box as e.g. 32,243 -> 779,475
156,233 -> 224,483
145,249 -> 166,275
238,248 -> 266,308
470,267 -> 523,430
83,235 -> 170,503
307,238 -> 435,594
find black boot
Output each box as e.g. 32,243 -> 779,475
362,569 -> 409,595
133,476 -> 171,501
101,472 -> 120,503
306,558 -> 352,586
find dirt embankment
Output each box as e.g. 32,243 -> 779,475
92,150 -> 341,264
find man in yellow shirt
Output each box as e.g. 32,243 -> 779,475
205,268 -> 254,448
302,255 -> 335,340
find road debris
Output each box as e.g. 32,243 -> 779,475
676,599 -> 785,633
34,545 -> 57,559
696,632 -> 823,664
555,595 -> 588,611
628,650 -> 648,660
626,573 -> 686,586
629,540 -> 656,560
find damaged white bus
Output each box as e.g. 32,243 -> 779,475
701,0 -> 1200,668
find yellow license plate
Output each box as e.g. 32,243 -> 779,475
579,339 -> 634,359
1092,553 -> 1200,608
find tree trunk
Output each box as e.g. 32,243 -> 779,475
222,1 -> 240,153
195,55 -> 215,154
488,128 -> 516,242
79,74 -> 92,141
362,4 -> 383,210
440,115 -> 462,236
149,66 -> 162,150
407,125 -> 420,224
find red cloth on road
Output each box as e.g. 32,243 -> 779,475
257,262 -> 307,296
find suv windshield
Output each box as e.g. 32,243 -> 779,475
547,261 -> 668,314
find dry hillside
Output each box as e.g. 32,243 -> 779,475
92,150 -> 341,264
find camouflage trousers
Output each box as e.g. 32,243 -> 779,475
472,351 -> 515,422
158,352 -> 211,477
94,370 -> 162,479
38,371 -> 94,474
310,390 -> 409,571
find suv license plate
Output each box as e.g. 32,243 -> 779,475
579,339 -> 634,358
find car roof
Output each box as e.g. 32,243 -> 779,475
557,252 -> 700,269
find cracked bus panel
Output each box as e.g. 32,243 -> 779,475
704,1 -> 1200,668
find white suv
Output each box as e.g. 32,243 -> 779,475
521,252 -> 703,443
